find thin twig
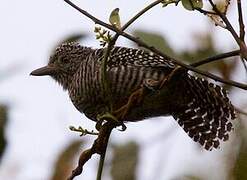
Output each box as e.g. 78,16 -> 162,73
65,0 -> 166,179
236,0 -> 247,74
96,142 -> 108,180
69,126 -> 99,136
96,1 -> 165,178
96,153 -> 105,180
191,50 -> 240,67
208,0 -> 247,61
101,0 -> 164,93
67,148 -> 94,180
101,43 -> 115,111
95,129 -> 111,180
94,121 -> 116,180
96,0 -> 164,110
208,0 -> 241,46
195,8 -> 217,15
237,0 -> 245,41
68,121 -> 116,180
64,0 -> 247,90
117,0 -> 164,38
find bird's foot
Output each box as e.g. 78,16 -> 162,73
96,112 -> 126,131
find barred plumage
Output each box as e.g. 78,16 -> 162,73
31,42 -> 235,150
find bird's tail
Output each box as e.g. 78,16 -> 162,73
172,74 -> 235,150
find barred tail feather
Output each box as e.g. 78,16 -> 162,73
173,75 -> 236,150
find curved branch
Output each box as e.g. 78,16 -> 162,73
102,0 -> 165,110
237,0 -> 245,41
208,0 -> 240,45
64,0 -> 247,91
191,50 -> 240,67
114,0 -> 164,40
64,1 -> 166,179
195,8 -> 217,15
208,0 -> 247,60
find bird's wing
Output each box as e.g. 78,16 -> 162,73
95,47 -> 176,69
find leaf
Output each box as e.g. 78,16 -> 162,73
173,174 -> 204,180
50,140 -> 84,180
215,0 -> 231,14
110,141 -> 139,180
182,0 -> 203,11
179,32 -> 217,63
133,30 -> 175,57
0,105 -> 7,164
232,125 -> 247,180
109,8 -> 121,29
0,63 -> 25,83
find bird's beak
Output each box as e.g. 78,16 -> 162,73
30,65 -> 57,76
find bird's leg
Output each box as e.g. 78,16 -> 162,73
113,87 -> 145,121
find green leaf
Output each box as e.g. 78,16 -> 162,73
182,0 -> 203,11
133,30 -> 175,57
50,140 -> 84,180
0,105 -> 7,164
110,141 -> 139,180
174,174 -> 204,180
109,8 -> 121,29
232,126 -> 247,180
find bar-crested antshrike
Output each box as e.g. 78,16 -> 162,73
31,42 -> 235,150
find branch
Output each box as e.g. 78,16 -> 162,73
101,43 -> 115,110
67,121 -> 116,180
208,0 -> 247,60
237,0 -> 245,41
64,1 -> 165,179
236,0 -> 247,74
191,50 -> 240,67
98,0 -> 164,176
100,0 -> 164,110
195,8 -> 217,15
96,123 -> 112,180
115,0 -> 164,38
64,0 -> 247,90
208,0 -> 241,46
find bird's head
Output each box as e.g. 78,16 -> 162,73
30,42 -> 91,89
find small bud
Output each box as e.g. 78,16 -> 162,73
94,26 -> 101,33
109,8 -> 121,29
96,34 -> 101,39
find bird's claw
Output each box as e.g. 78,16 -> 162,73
96,112 -> 126,131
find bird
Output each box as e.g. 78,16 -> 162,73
30,42 -> 235,151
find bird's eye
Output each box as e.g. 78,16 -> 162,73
58,57 -> 69,64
